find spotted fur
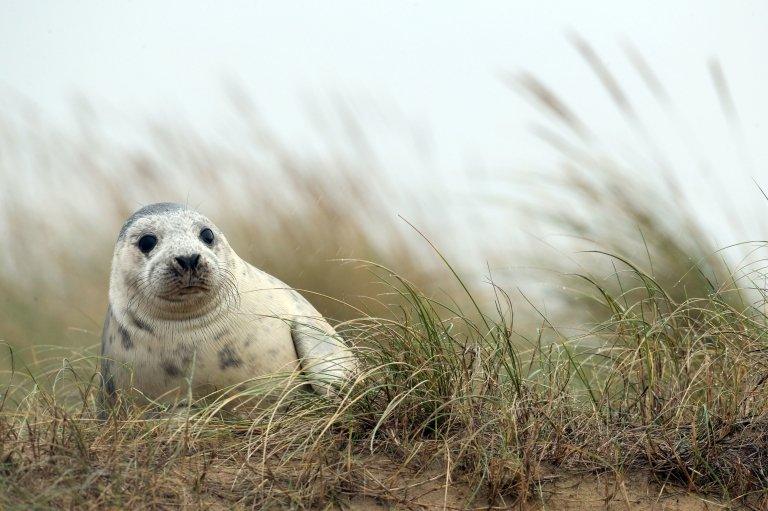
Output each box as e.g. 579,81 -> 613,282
99,203 -> 356,411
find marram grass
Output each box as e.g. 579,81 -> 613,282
1,261 -> 767,509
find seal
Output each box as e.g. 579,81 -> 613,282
99,202 -> 356,410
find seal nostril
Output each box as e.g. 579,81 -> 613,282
175,254 -> 201,271
174,256 -> 187,270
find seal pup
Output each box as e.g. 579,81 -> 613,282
99,202 -> 356,410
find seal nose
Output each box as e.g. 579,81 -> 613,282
174,254 -> 200,271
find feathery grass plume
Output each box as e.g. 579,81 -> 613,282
507,38 -> 756,328
0,96 -> 462,357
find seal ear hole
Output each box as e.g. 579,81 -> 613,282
137,234 -> 158,254
200,228 -> 215,245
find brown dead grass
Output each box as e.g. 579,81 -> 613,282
0,422 -> 735,511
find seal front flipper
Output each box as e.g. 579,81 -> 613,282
289,313 -> 356,395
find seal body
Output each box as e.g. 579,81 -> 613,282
100,203 -> 354,408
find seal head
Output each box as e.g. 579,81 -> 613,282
112,202 -> 237,318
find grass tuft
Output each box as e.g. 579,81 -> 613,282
1,262 -> 767,508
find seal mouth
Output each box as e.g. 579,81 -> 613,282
157,285 -> 210,303
177,284 -> 208,295
159,276 -> 212,300
145,258 -> 220,305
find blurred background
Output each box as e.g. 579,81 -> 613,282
1,1 -> 767,352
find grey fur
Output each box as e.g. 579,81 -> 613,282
128,309 -> 154,333
162,360 -> 182,377
214,328 -> 230,341
117,322 -> 133,350
98,309 -> 116,418
218,345 -> 243,369
102,305 -> 113,345
117,202 -> 185,240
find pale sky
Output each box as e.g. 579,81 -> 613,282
2,1 -> 767,245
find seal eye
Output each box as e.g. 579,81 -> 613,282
137,234 -> 158,254
200,228 -> 214,245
